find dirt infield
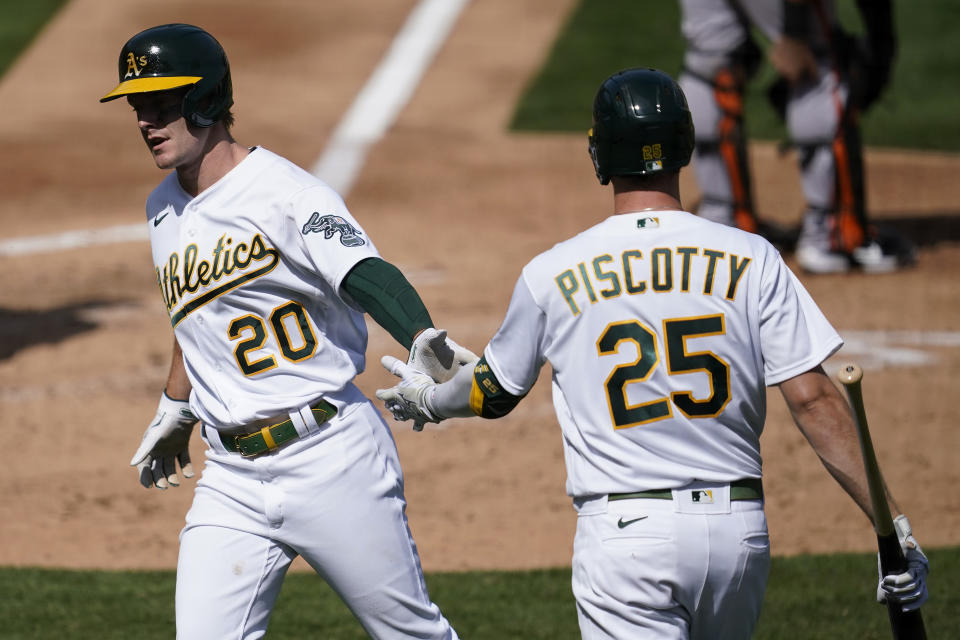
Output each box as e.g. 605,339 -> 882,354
1,0 -> 957,573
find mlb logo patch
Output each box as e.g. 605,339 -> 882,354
691,489 -> 714,504
675,484 -> 730,514
636,216 -> 660,229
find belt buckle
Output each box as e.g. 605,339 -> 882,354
233,402 -> 331,458
235,425 -> 279,458
234,433 -> 259,458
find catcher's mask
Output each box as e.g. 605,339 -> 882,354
588,67 -> 694,184
100,23 -> 233,128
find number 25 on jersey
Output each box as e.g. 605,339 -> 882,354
598,314 -> 730,429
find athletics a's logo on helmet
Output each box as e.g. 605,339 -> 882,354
124,52 -> 148,79
302,212 -> 366,247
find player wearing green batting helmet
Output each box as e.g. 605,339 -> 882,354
588,67 -> 695,185
100,23 -> 233,128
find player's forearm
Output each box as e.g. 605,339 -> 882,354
427,362 -> 477,418
165,338 -> 192,401
342,258 -> 433,350
780,367 -> 901,524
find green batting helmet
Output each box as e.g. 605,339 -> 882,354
100,23 -> 233,128
588,68 -> 694,184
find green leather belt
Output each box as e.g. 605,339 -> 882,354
609,478 -> 763,502
219,399 -> 337,457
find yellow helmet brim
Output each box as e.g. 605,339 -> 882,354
100,76 -> 201,102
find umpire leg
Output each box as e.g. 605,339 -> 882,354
788,69 -> 911,273
787,1 -> 913,273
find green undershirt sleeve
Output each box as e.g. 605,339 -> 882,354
341,257 -> 433,350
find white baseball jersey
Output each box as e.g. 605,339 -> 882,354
484,209 -> 842,498
145,146 -> 380,428
146,147 -> 458,638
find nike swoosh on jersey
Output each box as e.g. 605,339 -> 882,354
617,515 -> 648,529
153,206 -> 174,227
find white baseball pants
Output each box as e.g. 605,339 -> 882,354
572,482 -> 770,639
175,384 -> 458,640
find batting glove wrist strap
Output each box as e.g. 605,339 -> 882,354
893,515 -> 919,552
894,514 -> 929,570
159,391 -> 197,419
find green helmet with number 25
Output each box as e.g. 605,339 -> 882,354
100,23 -> 233,128
588,68 -> 694,185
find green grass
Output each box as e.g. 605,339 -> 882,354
2,547 -> 956,638
0,0 -> 68,78
510,0 -> 685,134
511,0 -> 960,151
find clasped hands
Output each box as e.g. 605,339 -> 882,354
376,328 -> 477,431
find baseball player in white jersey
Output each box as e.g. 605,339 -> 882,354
677,0 -> 913,274
100,24 -> 471,639
375,68 -> 929,639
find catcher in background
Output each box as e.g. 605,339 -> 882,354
677,0 -> 913,273
376,68 -> 928,639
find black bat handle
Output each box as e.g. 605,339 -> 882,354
888,607 -> 927,640
878,533 -> 927,639
877,532 -> 907,574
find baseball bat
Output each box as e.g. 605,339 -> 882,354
837,363 -> 926,640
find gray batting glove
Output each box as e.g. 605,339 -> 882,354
876,515 -> 929,612
376,355 -> 441,431
407,328 -> 478,383
130,392 -> 198,490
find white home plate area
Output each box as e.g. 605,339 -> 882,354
828,330 -> 960,369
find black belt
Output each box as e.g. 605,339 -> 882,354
609,478 -> 763,502
216,399 -> 337,457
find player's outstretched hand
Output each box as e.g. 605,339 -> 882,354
876,515 -> 930,612
130,392 -> 198,489
408,328 -> 478,383
376,355 -> 441,432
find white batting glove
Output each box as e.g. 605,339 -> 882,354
407,328 -> 478,383
130,392 -> 198,490
876,515 -> 929,612
376,355 -> 441,432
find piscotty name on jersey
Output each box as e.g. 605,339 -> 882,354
156,232 -> 280,327
554,245 -> 752,316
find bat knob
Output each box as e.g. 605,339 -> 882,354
837,362 -> 863,385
